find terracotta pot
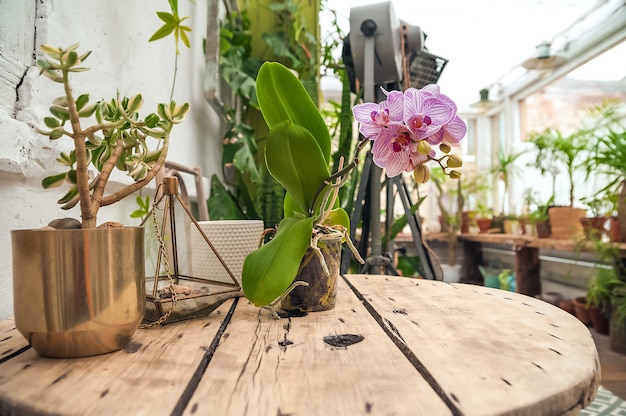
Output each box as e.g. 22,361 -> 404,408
559,299 -> 576,316
588,304 -> 610,335
476,218 -> 492,234
580,216 -> 607,240
535,221 -> 551,239
608,216 -> 621,242
573,296 -> 591,325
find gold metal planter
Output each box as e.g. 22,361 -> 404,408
11,227 -> 145,358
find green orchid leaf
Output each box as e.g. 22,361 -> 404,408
242,216 -> 315,306
283,192 -> 303,217
256,61 -> 331,164
265,120 -> 329,214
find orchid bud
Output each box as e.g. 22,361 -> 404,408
449,170 -> 462,179
447,154 -> 463,168
414,164 -> 430,184
417,140 -> 431,156
440,143 -> 451,154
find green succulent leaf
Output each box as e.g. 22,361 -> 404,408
59,186 -> 80,210
49,105 -> 69,120
78,103 -> 97,118
43,117 -> 60,128
256,62 -> 331,164
41,172 -> 67,189
242,216 -> 315,306
75,94 -> 89,111
49,127 -> 65,140
57,184 -> 78,204
265,120 -> 329,215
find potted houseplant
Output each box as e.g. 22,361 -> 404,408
527,127 -> 588,239
528,194 -> 555,238
11,43 -> 188,357
582,101 -> 626,242
241,62 -> 365,316
241,62 -> 464,315
475,201 -> 493,234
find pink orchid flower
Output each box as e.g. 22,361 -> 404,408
352,89 -> 403,140
371,124 -> 429,177
403,87 -> 456,141
425,115 -> 467,146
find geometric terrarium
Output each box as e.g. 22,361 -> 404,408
141,176 -> 241,324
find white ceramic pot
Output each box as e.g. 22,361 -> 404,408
189,220 -> 264,290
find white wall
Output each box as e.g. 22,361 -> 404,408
0,0 -> 223,320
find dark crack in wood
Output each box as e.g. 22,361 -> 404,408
170,297 -> 239,416
323,334 -> 364,348
0,345 -> 30,365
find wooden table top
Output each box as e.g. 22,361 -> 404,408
0,274 -> 600,416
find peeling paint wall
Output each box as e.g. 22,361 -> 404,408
0,0 -> 224,320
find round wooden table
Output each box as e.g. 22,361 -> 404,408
0,274 -> 599,415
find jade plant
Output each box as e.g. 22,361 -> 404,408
37,43 -> 189,228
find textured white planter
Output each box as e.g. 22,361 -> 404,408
189,220 -> 264,289
441,264 -> 462,283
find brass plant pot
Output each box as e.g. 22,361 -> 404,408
11,227 -> 146,358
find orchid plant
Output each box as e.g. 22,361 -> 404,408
241,62 -> 465,312
241,62 -> 365,310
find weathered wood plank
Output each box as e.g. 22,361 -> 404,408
0,299 -> 235,416
344,274 -> 600,416
0,318 -> 30,363
184,278 -> 452,416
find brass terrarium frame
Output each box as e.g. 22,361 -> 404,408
141,176 -> 240,324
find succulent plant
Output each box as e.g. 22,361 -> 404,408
37,43 -> 189,228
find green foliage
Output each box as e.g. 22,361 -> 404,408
207,1 -> 323,229
583,101 -> 626,197
527,115 -> 593,207
528,195 -> 554,223
37,44 -> 188,227
241,62 -> 358,307
242,216 -> 315,306
130,195 -> 151,219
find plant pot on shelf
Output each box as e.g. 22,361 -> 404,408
588,305 -> 610,335
11,227 -> 145,358
503,219 -> 521,235
573,296 -> 591,326
580,216 -> 607,240
476,218 -> 492,234
548,207 -> 586,239
559,299 -> 576,316
608,216 -> 621,242
281,233 -> 342,313
535,220 -> 551,238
